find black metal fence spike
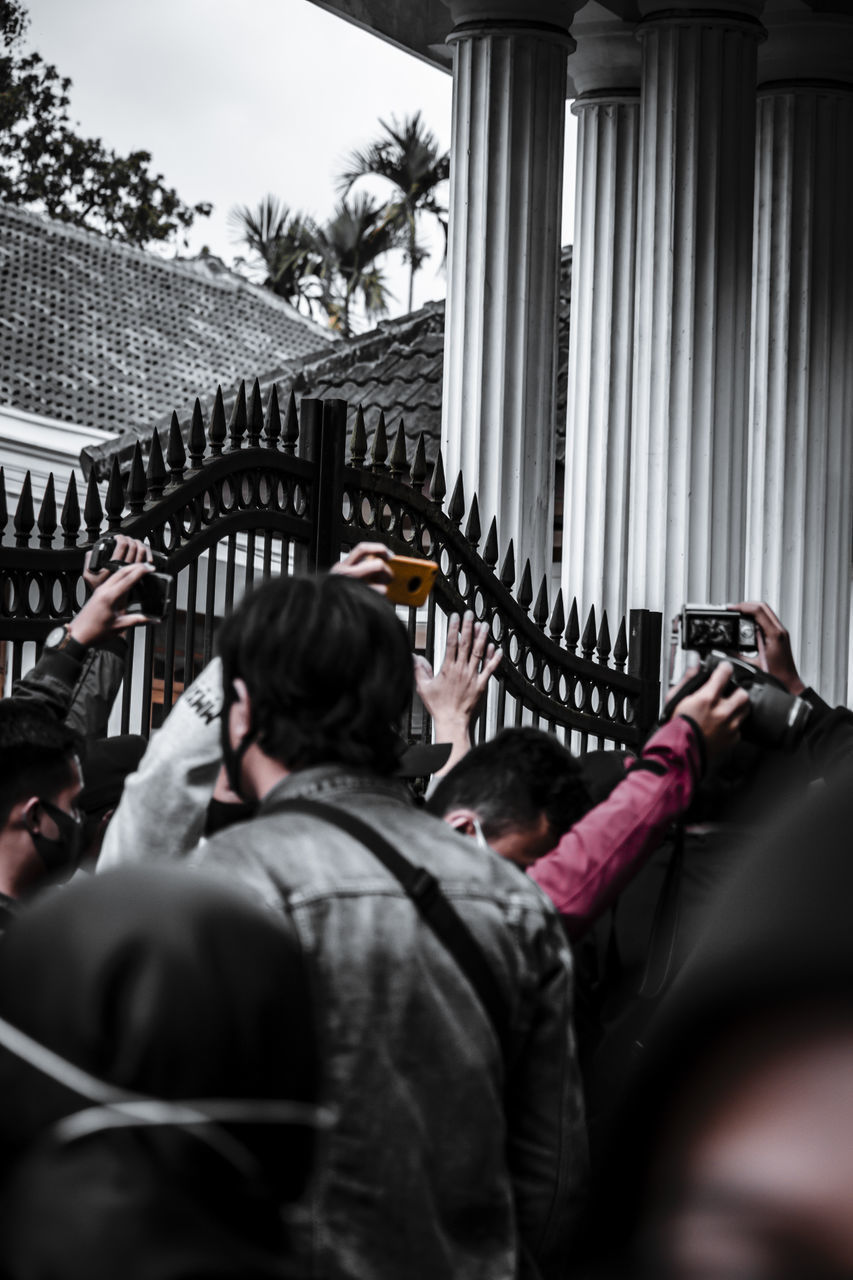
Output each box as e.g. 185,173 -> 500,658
428,447 -> 446,504
128,442 -> 147,514
169,411 -> 188,481
389,420 -> 408,478
597,610 -> 612,661
37,473 -> 57,547
282,389 -> 299,455
146,430 -> 167,499
549,588 -> 565,640
228,381 -> 248,451
209,386 -> 227,456
247,378 -> 263,447
483,517 -> 499,568
465,493 -> 481,548
61,474 -> 80,547
499,539 -> 516,589
350,405 -> 367,466
0,466 -> 7,536
84,472 -> 103,543
448,471 -> 465,524
410,433 -> 427,488
518,560 -> 534,611
614,617 -> 629,671
371,410 -> 388,471
187,400 -> 205,468
105,457 -> 125,529
263,384 -> 281,447
533,575 -> 549,628
566,597 -> 580,651
14,472 -> 34,546
582,604 -> 597,658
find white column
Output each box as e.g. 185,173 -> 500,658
561,13 -> 641,630
746,11 -> 853,705
441,1 -> 576,586
627,1 -> 764,642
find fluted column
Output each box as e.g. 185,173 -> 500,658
561,14 -> 641,631
441,1 -> 577,586
746,11 -> 853,705
627,1 -> 765,641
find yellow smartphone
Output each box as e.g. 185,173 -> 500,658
385,555 -> 438,607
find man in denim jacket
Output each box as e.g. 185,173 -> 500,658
192,570 -> 586,1280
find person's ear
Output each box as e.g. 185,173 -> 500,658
228,678 -> 253,742
442,808 -> 480,838
20,796 -> 42,835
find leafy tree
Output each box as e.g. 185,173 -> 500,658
338,111 -> 449,312
0,0 -> 210,246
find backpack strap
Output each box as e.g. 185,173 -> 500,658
269,796 -> 510,1057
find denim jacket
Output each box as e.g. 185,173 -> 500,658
194,765 -> 587,1280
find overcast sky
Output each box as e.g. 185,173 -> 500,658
24,0 -> 576,319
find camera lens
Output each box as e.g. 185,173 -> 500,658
746,684 -> 811,751
779,695 -> 812,752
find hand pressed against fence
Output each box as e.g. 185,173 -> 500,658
414,610 -> 503,778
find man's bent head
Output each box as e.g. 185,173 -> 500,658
427,727 -> 592,867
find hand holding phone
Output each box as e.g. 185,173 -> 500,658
384,555 -> 438,608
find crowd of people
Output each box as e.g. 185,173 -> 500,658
0,534 -> 852,1278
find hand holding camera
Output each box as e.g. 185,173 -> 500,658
65,536 -> 172,648
668,651 -> 812,754
673,600 -> 811,753
671,660 -> 750,762
82,535 -> 174,626
731,601 -> 806,696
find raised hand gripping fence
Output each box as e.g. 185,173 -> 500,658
0,382 -> 662,749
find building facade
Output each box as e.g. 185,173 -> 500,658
311,0 -> 853,704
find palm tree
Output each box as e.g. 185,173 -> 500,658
338,111 -> 449,313
228,195 -> 323,317
313,194 -> 397,336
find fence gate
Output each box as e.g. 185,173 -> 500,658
0,383 -> 662,752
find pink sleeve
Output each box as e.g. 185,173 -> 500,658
526,717 -> 702,937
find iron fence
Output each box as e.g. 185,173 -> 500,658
0,382 -> 662,750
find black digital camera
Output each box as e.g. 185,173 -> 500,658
680,604 -> 758,654
668,651 -> 812,752
87,536 -> 174,622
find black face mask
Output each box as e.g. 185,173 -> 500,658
219,682 -> 255,803
204,797 -> 258,837
29,799 -> 84,880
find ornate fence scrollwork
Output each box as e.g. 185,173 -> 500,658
0,381 -> 662,747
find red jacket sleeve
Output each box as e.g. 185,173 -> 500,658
526,717 -> 702,937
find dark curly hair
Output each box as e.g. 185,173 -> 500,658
217,574 -> 413,776
427,726 -> 592,842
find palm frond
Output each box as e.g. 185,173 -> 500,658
334,112 -> 449,311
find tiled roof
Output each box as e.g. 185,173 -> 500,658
0,203 -> 333,436
82,246 -> 573,481
294,302 -> 446,445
